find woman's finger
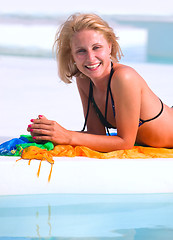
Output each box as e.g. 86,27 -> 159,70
30,128 -> 52,136
38,115 -> 47,120
30,118 -> 52,125
29,123 -> 51,131
33,134 -> 52,143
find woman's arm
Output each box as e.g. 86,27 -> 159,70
28,116 -> 130,152
111,66 -> 142,148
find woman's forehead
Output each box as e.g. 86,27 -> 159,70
71,29 -> 108,47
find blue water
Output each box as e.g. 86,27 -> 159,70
0,193 -> 173,239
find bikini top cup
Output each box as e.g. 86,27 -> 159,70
81,64 -> 164,135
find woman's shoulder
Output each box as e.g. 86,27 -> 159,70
112,63 -> 143,85
113,63 -> 138,77
76,75 -> 90,94
111,63 -> 144,94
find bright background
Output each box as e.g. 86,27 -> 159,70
1,0 -> 173,15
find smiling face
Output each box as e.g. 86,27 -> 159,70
71,29 -> 112,81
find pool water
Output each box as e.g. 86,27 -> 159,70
0,193 -> 173,239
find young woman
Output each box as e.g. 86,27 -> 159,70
27,13 -> 173,152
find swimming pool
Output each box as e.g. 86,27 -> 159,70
0,193 -> 173,239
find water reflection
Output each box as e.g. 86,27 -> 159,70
0,194 -> 173,239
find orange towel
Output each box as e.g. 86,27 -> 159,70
21,145 -> 173,164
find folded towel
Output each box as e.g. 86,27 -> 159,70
1,135 -> 173,162
0,135 -> 54,156
21,144 -> 173,164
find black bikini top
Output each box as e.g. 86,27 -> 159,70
81,64 -> 164,135
82,63 -> 115,135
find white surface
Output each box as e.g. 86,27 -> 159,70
0,156 -> 173,195
0,56 -> 84,139
1,0 -> 173,15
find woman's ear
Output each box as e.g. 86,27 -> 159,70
109,42 -> 112,55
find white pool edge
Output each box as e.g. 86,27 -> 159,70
1,156 -> 173,195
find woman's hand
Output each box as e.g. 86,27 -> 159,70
27,115 -> 72,145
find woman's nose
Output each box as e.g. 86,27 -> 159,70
87,50 -> 95,61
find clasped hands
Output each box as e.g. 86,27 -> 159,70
27,115 -> 71,145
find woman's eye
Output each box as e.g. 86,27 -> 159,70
76,49 -> 86,54
93,45 -> 101,50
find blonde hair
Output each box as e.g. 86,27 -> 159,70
53,13 -> 123,83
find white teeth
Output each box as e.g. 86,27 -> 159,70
86,63 -> 100,69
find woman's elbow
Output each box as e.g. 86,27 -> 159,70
117,137 -> 135,150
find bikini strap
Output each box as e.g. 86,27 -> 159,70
139,99 -> 164,126
81,81 -> 93,132
105,63 -> 115,134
